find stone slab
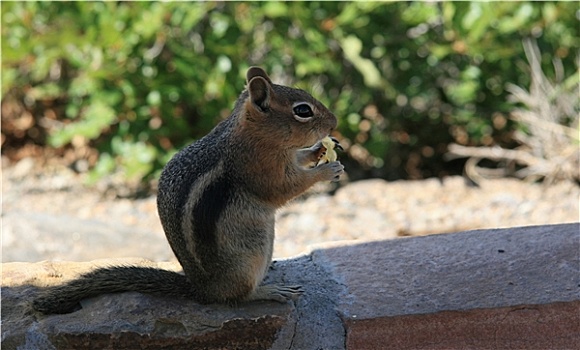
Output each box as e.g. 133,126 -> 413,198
1,260 -> 296,350
312,223 -> 580,349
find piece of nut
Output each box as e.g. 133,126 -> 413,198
319,136 -> 337,164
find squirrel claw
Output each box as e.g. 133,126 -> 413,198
330,137 -> 344,151
254,284 -> 304,302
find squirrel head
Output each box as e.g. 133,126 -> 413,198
239,67 -> 337,149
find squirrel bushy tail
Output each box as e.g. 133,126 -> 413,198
32,266 -> 193,314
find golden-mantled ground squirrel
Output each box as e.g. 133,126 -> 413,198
33,67 -> 344,314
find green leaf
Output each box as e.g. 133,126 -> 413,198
496,3 -> 535,34
111,138 -> 157,181
86,153 -> 116,185
133,3 -> 165,39
27,83 -> 63,100
341,35 -> 383,89
147,90 -> 162,106
49,100 -> 116,147
69,74 -> 101,97
262,2 -> 287,18
446,80 -> 479,105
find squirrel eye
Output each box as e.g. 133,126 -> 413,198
293,103 -> 314,122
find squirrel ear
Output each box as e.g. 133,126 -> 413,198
247,76 -> 271,111
246,67 -> 272,84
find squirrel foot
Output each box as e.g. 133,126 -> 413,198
249,284 -> 304,302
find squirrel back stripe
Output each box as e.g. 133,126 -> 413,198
181,160 -> 226,265
192,173 -> 232,250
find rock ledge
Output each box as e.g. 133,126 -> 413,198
2,223 -> 579,349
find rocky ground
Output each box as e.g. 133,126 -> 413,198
2,157 -> 579,262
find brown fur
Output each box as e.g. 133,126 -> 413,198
32,67 -> 343,314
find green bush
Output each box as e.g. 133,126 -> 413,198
2,2 -> 578,185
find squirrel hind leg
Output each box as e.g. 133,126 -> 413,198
246,284 -> 304,303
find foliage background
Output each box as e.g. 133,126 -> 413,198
2,1 -> 578,189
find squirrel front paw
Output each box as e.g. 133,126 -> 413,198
317,160 -> 344,182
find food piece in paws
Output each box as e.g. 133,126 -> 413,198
318,136 -> 343,165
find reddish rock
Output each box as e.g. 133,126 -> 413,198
345,301 -> 580,350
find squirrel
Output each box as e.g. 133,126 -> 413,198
32,67 -> 344,314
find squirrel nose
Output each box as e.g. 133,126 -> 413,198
329,115 -> 338,130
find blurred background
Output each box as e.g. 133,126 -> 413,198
3,1 -> 578,189
2,2 -> 579,262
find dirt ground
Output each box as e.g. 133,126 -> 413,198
2,157 -> 579,262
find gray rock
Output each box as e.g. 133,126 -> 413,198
1,260 -> 297,350
314,223 -> 580,319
